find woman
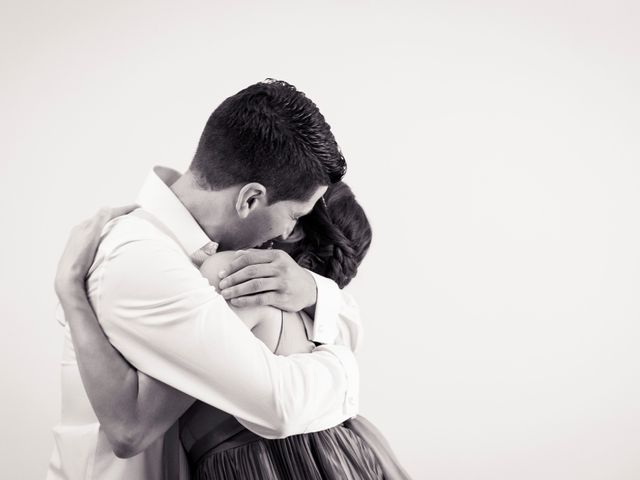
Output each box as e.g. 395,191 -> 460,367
55,181 -> 410,479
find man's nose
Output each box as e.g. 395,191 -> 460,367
280,221 -> 297,241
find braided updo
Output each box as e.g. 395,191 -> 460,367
290,181 -> 372,288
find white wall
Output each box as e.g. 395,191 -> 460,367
2,1 -> 639,478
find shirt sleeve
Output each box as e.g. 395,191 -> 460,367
90,237 -> 359,439
306,270 -> 363,352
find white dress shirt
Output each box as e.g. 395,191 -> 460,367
46,166 -> 362,480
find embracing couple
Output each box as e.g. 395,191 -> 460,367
47,79 -> 410,479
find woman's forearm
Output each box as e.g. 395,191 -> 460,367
60,284 -> 193,457
62,288 -> 138,413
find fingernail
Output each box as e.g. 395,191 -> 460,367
221,289 -> 230,299
219,279 -> 227,289
203,242 -> 218,255
218,270 -> 226,278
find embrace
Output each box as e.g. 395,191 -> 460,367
47,80 -> 410,479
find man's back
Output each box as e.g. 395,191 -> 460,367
46,213 -> 187,480
46,324 -> 169,479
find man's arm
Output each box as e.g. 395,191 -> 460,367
92,237 -> 359,438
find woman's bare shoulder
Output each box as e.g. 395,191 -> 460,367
230,304 -> 280,328
199,251 -> 237,289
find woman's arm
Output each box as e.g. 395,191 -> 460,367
55,207 -> 195,458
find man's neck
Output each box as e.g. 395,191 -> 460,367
170,172 -> 233,247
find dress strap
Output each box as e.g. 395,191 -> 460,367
274,310 -> 285,354
299,311 -> 311,341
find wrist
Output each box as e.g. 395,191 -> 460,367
305,270 -> 318,309
55,278 -> 88,307
302,270 -> 318,318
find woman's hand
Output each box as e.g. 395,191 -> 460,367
54,205 -> 138,302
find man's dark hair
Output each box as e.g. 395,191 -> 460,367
190,79 -> 346,204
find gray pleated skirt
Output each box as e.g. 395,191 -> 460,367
193,425 -> 384,480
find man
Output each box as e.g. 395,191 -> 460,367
47,80 -> 362,479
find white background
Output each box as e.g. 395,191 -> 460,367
2,1 -> 640,478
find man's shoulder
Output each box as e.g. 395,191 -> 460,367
99,209 -> 181,253
87,209 -> 187,282
87,209 -> 199,293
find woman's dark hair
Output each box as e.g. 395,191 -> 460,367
190,79 -> 346,204
291,181 -> 372,288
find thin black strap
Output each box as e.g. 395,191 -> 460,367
299,311 -> 311,341
274,310 -> 285,354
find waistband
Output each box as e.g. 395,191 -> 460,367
186,416 -> 261,466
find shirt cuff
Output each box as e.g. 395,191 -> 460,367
312,343 -> 360,422
306,270 -> 341,344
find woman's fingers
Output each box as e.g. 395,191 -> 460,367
92,204 -> 138,228
55,204 -> 138,297
74,204 -> 139,262
75,204 -> 138,237
105,204 -> 139,220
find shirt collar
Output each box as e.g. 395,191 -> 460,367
136,166 -> 212,256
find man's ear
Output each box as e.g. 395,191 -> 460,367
235,183 -> 267,218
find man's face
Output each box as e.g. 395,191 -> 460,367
229,185 -> 327,250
